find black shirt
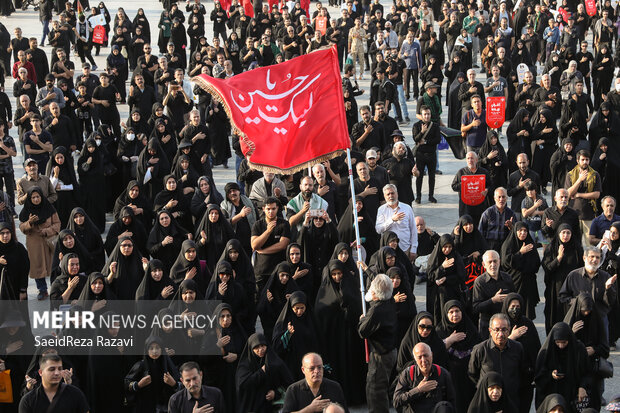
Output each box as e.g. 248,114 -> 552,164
282,378 -> 348,413
18,383 -> 89,413
168,386 -> 225,413
358,298 -> 397,354
92,84 -> 119,119
251,217 -> 291,284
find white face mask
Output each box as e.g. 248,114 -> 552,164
616,83 -> 620,92
95,139 -> 101,146
126,133 -> 135,141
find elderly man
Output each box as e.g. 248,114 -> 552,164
312,163 -> 339,223
249,172 -> 288,212
565,149 -> 602,246
43,101 -> 76,151
589,196 -> 620,245
541,188 -> 582,242
16,158 -> 57,206
468,313 -> 528,412
478,187 -> 516,251
393,342 -> 456,412
458,69 -> 485,112
168,362 -> 225,413
358,274 -> 397,413
375,184 -> 418,261
287,176 -> 329,233
282,353 -> 348,413
472,250 -> 515,336
451,151 -> 491,227
559,246 -> 617,335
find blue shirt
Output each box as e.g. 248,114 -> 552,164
544,26 -> 560,44
479,205 -> 516,242
462,109 -> 487,148
589,213 -> 620,239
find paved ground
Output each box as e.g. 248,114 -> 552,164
1,0 -> 618,410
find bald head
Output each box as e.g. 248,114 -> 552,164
325,404 -> 346,413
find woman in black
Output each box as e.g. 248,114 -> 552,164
370,231 -> 418,288
105,206 -> 148,257
0,222 -> 29,301
531,108 -> 559,190
397,311 -> 450,372
452,214 -> 488,288
502,292 -> 541,412
190,175 -> 223,223
146,210 -> 188,273
169,239 -> 209,295
50,229 -> 93,283
297,211 -> 338,283
135,259 -> 176,335
603,222 -> 620,344
549,138 -> 577,202
314,259 -> 366,405
78,136 -> 106,232
103,236 -> 147,300
116,128 -> 146,185
542,223 -> 583,333
506,108 -> 534,174
195,204 -> 235,273
218,239 -> 256,331
67,207 -> 105,270
236,332 -> 294,413
478,130 -> 508,190
153,174 -> 192,233
467,372 -> 518,413
150,118 -> 176,165
500,222 -> 541,319
563,293 -> 608,410
166,279 -> 207,359
170,154 -> 199,204
132,8 -> 150,43
388,266 -> 417,344
257,262 -> 300,342
46,146 -> 79,227
436,300 -> 479,413
206,261 -> 247,326
272,291 -> 320,380
113,180 -> 152,229
337,196 -> 379,260
281,242 -> 313,305
204,302 -> 247,413
0,310 -> 34,413
137,138 -> 170,201
77,271 -> 117,314
534,322 -> 590,409
536,394 -> 568,413
426,234 -> 466,323
125,336 -> 179,413
49,253 -> 88,310
591,44 -> 614,108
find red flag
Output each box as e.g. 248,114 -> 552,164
193,46 -> 350,173
461,175 -> 486,206
585,0 -> 596,16
241,0 -> 254,17
486,96 -> 506,128
76,0 -> 83,14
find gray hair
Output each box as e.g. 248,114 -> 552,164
584,246 -> 601,256
601,195 -> 616,206
466,151 -> 479,160
490,313 -> 509,327
366,274 -> 393,301
383,184 -> 397,194
482,250 -> 499,262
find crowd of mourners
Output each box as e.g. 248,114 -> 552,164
0,0 -> 617,411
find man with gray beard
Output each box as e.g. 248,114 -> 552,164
541,188 -> 582,242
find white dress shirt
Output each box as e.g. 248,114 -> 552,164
375,202 -> 418,253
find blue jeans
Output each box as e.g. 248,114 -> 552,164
396,84 -> 409,118
35,277 -> 47,292
41,20 -> 50,45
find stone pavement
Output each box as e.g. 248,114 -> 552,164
0,0 -> 617,410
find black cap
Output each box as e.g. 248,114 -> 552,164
225,182 -> 240,194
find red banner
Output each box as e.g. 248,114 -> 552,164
192,46 -> 350,173
242,0 -> 254,17
315,16 -> 327,35
461,175 -> 486,206
92,25 -> 106,45
486,96 -> 506,129
585,0 -> 596,16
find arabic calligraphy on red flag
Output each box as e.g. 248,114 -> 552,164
192,46 -> 350,173
461,175 -> 487,206
486,96 -> 506,129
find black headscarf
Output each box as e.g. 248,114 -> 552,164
140,336 -> 179,398
330,242 -> 357,276
18,186 -> 56,224
170,154 -> 199,189
467,372 -> 517,413
135,259 -> 175,301
453,214 -> 488,259
397,311 -> 450,372
45,146 -> 79,189
257,263 -> 300,330
190,175 -> 224,219
536,394 -> 568,413
195,203 -> 235,271
436,299 -> 479,351
563,292 -> 608,356
102,236 -> 144,300
77,271 -> 117,304
337,196 -> 379,256
217,238 -> 255,291
169,239 -> 208,294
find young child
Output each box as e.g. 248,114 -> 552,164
521,180 -> 548,246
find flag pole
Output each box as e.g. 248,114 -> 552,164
346,148 -> 369,363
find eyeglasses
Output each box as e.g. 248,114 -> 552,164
418,324 -> 433,330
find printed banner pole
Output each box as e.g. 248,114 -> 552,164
346,148 -> 369,363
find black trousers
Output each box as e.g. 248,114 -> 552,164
404,68 -> 419,98
366,349 -> 396,413
415,151 -> 437,198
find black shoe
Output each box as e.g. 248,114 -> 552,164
37,291 -> 48,301
479,68 -> 485,74
414,197 -> 421,204
435,169 -> 443,175
416,274 -> 427,284
429,196 -> 437,203
473,65 -> 479,68
541,187 -> 548,195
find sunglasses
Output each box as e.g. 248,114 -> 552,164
418,324 -> 433,330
